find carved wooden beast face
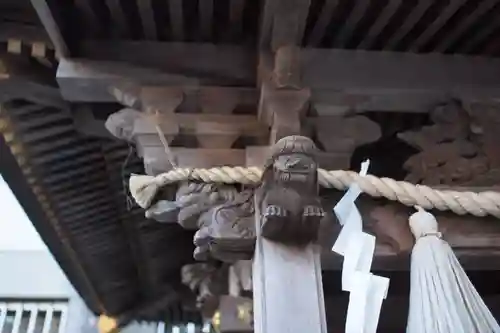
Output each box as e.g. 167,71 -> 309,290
273,153 -> 317,185
260,136 -> 324,246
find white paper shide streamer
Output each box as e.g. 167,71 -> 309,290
332,160 -> 390,333
407,207 -> 500,333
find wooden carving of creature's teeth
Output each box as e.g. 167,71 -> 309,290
265,205 -> 278,216
303,206 -> 325,217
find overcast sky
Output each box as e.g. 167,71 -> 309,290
0,175 -> 48,251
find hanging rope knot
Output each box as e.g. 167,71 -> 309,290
420,231 -> 443,239
408,206 -> 441,240
129,174 -> 161,208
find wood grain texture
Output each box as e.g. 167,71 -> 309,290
306,0 -> 338,46
137,0 -> 157,40
271,0 -> 311,49
0,22 -> 52,45
74,0 -> 99,37
384,0 -> 433,50
253,195 -> 327,333
358,0 -> 401,49
229,0 -> 246,41
168,0 -> 185,40
398,101 -> 500,186
133,114 -> 268,138
301,49 -> 500,112
199,0 -> 213,41
29,0 -> 69,57
259,0 -> 279,48
332,0 -> 370,47
435,0 -> 498,52
105,0 -> 129,37
460,12 -> 500,53
410,0 -> 467,51
321,194 -> 500,271
79,40 -> 256,85
259,83 -> 310,142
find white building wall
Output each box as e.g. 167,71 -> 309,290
0,250 -> 97,333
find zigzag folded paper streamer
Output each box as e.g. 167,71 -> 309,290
332,160 -> 390,333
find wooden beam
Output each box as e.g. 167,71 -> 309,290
384,0 -> 432,50
0,55 -> 65,108
138,146 -> 361,174
306,0 -> 338,47
259,0 -> 278,48
0,22 -> 52,45
133,114 -> 268,140
56,59 -> 199,102
258,83 -> 310,142
228,0 -> 246,41
271,0 -> 311,50
140,147 -> 247,174
320,197 -> 500,271
357,0 -> 401,49
57,59 -> 257,103
30,0 -> 69,57
301,49 -> 500,112
409,0 -> 466,52
435,0 -> 498,52
72,105 -> 114,139
168,0 -> 185,40
137,0 -> 157,40
199,0 -> 214,41
74,0 -> 99,37
105,0 -> 128,37
460,14 -> 500,53
332,0 -> 370,48
252,136 -> 327,333
80,40 -> 255,85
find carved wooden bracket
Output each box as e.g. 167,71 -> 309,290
314,114 -> 381,169
181,263 -> 228,318
200,87 -> 240,114
365,204 -> 415,254
259,136 -> 324,246
140,87 -> 184,115
259,83 -> 310,142
273,45 -> 301,89
193,189 -> 256,262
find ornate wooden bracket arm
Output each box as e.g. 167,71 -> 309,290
259,84 -> 310,142
259,135 -> 325,246
181,263 -> 228,319
273,45 -> 301,89
193,189 -> 256,262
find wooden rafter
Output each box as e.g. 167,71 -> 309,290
29,0 -> 69,57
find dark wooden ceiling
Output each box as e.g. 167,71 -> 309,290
48,0 -> 500,57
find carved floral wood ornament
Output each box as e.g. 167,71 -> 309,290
398,100 -> 500,186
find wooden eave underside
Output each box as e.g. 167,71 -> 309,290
29,0 -> 500,57
2,0 -> 500,326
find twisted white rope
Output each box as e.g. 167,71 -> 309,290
129,167 -> 500,218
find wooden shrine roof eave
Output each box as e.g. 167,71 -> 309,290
0,135 -> 104,314
56,44 -> 500,113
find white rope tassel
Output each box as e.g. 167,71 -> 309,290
406,207 -> 500,333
